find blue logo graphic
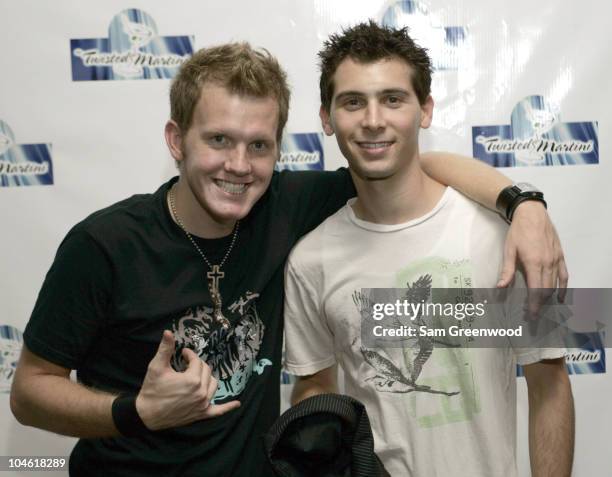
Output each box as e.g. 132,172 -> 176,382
276,133 -> 324,172
0,120 -> 53,187
380,0 -> 468,70
70,9 -> 194,81
518,331 -> 605,377
472,95 -> 599,167
0,325 -> 23,393
563,331 -> 606,375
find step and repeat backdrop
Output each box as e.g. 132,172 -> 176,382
1,0 -> 609,475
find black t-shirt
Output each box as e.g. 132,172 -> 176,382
24,170 -> 354,477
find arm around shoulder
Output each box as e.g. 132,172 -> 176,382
420,151 -> 510,210
421,151 -> 569,296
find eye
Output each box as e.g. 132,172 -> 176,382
250,141 -> 269,153
209,135 -> 228,147
343,97 -> 364,111
385,95 -> 403,107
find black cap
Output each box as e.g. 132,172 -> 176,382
264,393 -> 390,477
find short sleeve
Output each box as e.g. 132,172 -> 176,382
283,254 -> 336,376
506,272 -> 567,366
23,229 -> 112,369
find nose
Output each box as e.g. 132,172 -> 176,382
224,145 -> 251,176
361,102 -> 385,131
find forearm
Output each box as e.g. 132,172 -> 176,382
11,373 -> 118,438
10,346 -> 120,438
526,363 -> 575,476
290,366 -> 338,406
420,151 -> 511,210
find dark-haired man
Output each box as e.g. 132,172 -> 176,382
285,21 -> 573,476
12,41 -> 566,476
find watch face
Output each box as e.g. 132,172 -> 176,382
514,182 -> 541,193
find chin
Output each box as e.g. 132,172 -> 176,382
218,201 -> 258,222
351,166 -> 394,181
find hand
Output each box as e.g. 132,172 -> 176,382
497,201 -> 569,313
135,331 -> 240,431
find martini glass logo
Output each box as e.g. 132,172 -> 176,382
472,95 -> 599,167
70,9 -> 194,81
512,99 -> 560,164
111,13 -> 155,77
0,128 -> 14,156
380,0 -> 469,71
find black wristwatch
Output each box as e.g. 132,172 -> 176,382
496,182 -> 547,222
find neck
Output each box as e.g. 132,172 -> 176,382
350,154 -> 446,224
168,178 -> 236,239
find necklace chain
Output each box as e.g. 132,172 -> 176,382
168,184 -> 239,271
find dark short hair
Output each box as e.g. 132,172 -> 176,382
170,42 -> 290,141
319,20 -> 432,110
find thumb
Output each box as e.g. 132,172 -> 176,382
497,244 -> 516,288
181,347 -> 201,368
152,330 -> 175,366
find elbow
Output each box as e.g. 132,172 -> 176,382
10,387 -> 27,425
290,378 -> 317,407
10,380 -> 35,427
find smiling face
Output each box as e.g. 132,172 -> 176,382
320,56 -> 433,183
166,83 -> 279,234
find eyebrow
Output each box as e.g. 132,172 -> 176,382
334,88 -> 411,102
200,129 -> 275,143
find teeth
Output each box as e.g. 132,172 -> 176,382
359,142 -> 393,149
215,180 -> 247,194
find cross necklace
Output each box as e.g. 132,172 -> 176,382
168,184 -> 238,329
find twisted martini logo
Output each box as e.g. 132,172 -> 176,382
276,133 -> 324,171
472,95 -> 599,167
518,331 -> 605,376
0,120 -> 53,187
70,9 -> 194,81
380,0 -> 469,70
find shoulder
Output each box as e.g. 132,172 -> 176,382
447,187 -> 508,238
287,205 -> 349,270
70,180 -> 170,248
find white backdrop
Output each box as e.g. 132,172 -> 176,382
1,0 -> 610,475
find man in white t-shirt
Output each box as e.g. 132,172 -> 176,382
283,21 -> 574,476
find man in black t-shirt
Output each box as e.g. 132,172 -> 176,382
10,42 -> 567,476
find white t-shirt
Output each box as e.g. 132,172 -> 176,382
284,187 -> 564,477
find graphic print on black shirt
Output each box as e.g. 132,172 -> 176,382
170,290 -> 272,403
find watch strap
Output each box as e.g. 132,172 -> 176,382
496,184 -> 547,222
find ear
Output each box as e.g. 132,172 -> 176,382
164,120 -> 184,162
319,105 -> 335,136
419,95 -> 434,129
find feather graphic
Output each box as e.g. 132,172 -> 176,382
404,274 -> 432,311
360,348 -> 411,386
408,339 -> 434,383
401,274 -> 435,382
352,290 -> 376,323
361,347 -> 459,396
357,275 -> 461,397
